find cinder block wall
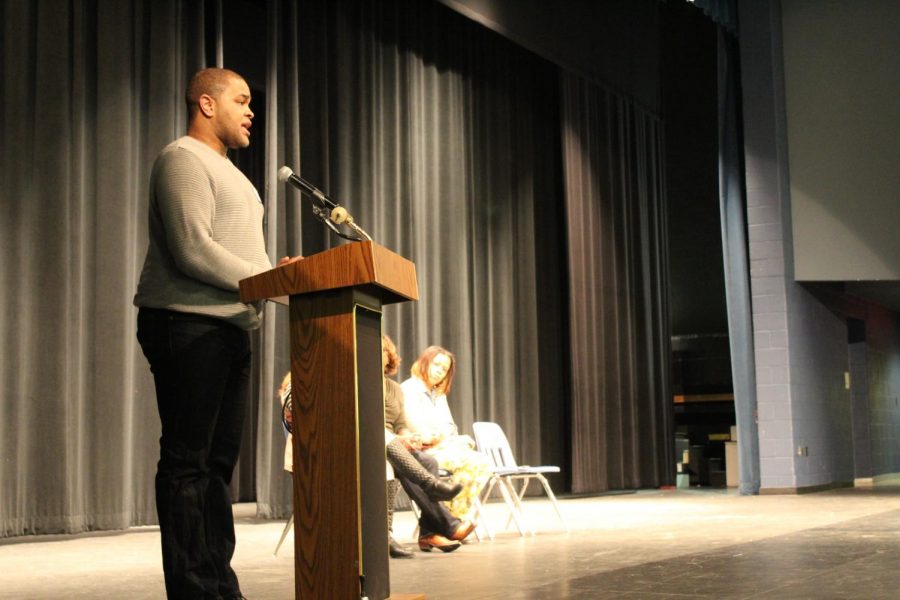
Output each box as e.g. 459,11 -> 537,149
866,305 -> 900,478
740,0 -> 854,492
786,285 -> 853,488
849,341 -> 872,478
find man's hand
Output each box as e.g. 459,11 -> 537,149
278,255 -> 303,266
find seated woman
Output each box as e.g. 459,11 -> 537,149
400,346 -> 491,522
383,335 -> 473,553
277,339 -> 470,557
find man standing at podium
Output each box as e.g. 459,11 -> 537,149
134,67 -> 272,600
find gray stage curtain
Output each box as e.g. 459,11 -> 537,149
251,0 -> 302,520
2,0 -> 675,534
0,0 -> 208,536
560,72 -> 673,493
253,0 -> 568,511
717,30 -> 760,494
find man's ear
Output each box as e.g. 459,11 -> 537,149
198,94 -> 216,118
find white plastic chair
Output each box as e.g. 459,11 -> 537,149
273,513 -> 293,558
472,421 -> 568,536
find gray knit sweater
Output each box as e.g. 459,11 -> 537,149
134,136 -> 272,330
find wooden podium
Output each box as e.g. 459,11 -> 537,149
240,241 -> 422,600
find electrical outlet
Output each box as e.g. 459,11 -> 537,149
844,372 -> 851,389
797,445 -> 808,457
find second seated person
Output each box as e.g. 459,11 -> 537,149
400,346 -> 492,522
383,335 -> 475,553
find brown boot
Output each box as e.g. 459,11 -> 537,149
418,534 -> 461,553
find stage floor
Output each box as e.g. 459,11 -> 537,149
3,486 -> 900,599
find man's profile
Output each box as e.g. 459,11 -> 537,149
134,67 -> 270,600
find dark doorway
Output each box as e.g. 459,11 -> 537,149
661,1 -> 735,488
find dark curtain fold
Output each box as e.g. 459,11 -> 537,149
560,72 -> 672,493
251,0 -> 307,520
0,0 -> 206,536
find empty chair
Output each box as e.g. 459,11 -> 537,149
472,421 -> 568,536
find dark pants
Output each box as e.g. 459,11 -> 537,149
137,308 -> 250,600
396,449 -> 460,538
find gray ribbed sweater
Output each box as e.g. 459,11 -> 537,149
134,136 -> 272,330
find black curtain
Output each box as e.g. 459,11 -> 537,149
560,72 -> 673,493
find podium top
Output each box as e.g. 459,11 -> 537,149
239,241 -> 418,306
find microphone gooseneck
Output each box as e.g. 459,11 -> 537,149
279,166 -> 372,242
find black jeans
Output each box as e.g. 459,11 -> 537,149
137,308 -> 251,600
396,449 -> 461,538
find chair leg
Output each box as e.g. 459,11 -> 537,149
507,478 -> 535,536
409,498 -> 422,540
482,477 -> 497,504
462,476 -> 493,543
273,515 -> 293,557
471,494 -> 493,541
477,478 -> 500,538
503,477 -> 534,534
502,479 -> 520,532
459,498 -> 482,543
538,474 -> 569,532
496,477 -> 528,536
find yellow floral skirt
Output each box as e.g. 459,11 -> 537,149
428,435 -> 492,521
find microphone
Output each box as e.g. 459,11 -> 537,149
277,166 -> 334,209
278,166 -> 372,241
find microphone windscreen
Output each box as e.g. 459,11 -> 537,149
277,166 -> 293,182
330,206 -> 349,224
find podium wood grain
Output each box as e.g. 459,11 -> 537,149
289,290 -> 363,598
240,242 -> 420,600
239,241 -> 418,306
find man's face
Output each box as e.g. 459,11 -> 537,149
213,77 -> 253,149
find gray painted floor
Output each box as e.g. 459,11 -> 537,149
3,486 -> 900,599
